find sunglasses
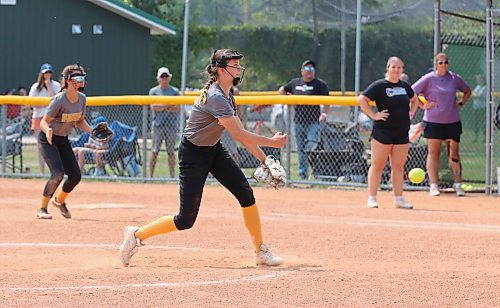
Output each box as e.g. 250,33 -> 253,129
437,61 -> 449,65
70,75 -> 86,82
303,66 -> 315,71
159,74 -> 170,78
43,71 -> 53,74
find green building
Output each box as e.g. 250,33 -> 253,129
0,0 -> 176,95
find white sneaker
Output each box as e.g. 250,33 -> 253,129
119,226 -> 142,267
429,186 -> 440,196
37,208 -> 52,219
255,244 -> 283,266
394,198 -> 413,210
367,198 -> 378,208
455,186 -> 466,197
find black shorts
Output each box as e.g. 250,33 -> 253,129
371,127 -> 409,145
423,121 -> 462,142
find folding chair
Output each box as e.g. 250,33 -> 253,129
104,121 -> 141,177
0,119 -> 24,173
307,121 -> 368,182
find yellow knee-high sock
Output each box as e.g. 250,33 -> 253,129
56,191 -> 69,204
242,205 -> 263,251
40,196 -> 50,209
135,216 -> 178,242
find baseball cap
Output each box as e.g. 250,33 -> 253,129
301,60 -> 316,68
92,116 -> 107,126
157,67 -> 171,78
40,63 -> 54,73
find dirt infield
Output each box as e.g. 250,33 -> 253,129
0,178 -> 499,307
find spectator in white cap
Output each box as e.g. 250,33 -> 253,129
149,67 -> 180,178
28,63 -> 61,175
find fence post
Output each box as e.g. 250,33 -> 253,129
141,105 -> 149,179
497,167 -> 500,197
285,105 -> 292,185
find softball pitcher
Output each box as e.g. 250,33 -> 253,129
36,64 -> 92,219
120,49 -> 288,267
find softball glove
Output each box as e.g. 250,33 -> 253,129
253,155 -> 287,189
91,122 -> 114,142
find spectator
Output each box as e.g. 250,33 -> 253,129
29,63 -> 61,174
72,116 -> 110,176
17,86 -> 27,96
358,56 -> 419,209
471,74 -> 487,141
400,73 -> 409,83
149,67 -> 180,178
278,60 -> 330,180
17,86 -> 32,134
4,88 -> 21,121
412,53 -> 472,197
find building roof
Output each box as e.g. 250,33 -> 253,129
87,0 -> 176,35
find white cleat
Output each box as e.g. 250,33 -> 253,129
255,244 -> 283,266
455,186 -> 466,197
119,226 -> 142,267
37,208 -> 52,219
394,198 -> 413,210
429,186 -> 440,196
367,198 -> 378,209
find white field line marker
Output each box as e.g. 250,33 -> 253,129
0,242 -> 222,252
202,211 -> 500,233
0,271 -> 293,292
265,213 -> 500,233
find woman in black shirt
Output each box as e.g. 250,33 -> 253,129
357,57 -> 419,209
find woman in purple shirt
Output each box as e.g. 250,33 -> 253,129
412,53 -> 471,197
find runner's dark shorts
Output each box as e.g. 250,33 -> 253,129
423,121 -> 462,142
371,127 -> 409,145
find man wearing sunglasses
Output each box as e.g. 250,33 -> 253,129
149,67 -> 180,178
278,60 -> 330,180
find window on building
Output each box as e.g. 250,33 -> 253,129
93,24 -> 103,35
72,24 -> 82,35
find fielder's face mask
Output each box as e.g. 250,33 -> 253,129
64,63 -> 87,92
70,74 -> 86,83
68,73 -> 86,92
211,50 -> 246,86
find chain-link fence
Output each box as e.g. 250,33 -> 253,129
0,90 -> 497,193
440,3 -> 499,193
1,0 -> 498,194
491,7 -> 500,196
0,94 -> 453,189
2,97 -> 365,183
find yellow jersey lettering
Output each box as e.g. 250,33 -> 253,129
61,112 -> 83,122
